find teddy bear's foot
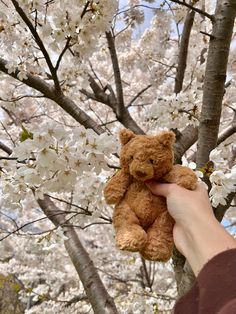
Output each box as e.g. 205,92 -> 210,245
141,240 -> 173,262
116,226 -> 147,252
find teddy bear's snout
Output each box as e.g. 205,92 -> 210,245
131,167 -> 154,180
129,161 -> 154,180
135,170 -> 147,178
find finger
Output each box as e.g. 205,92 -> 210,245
145,181 -> 174,197
195,181 -> 209,192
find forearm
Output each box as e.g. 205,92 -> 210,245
182,217 -> 236,275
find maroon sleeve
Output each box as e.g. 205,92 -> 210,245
174,248 -> 236,314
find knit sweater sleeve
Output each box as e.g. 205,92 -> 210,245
174,248 -> 236,314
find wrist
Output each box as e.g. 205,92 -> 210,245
180,217 -> 236,275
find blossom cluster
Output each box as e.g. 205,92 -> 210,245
0,0 -> 118,83
209,149 -> 236,207
0,123 -> 118,209
148,89 -> 201,129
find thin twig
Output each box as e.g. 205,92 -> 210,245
0,212 -> 66,241
0,121 -> 16,146
127,85 -> 152,108
0,210 -> 19,230
100,119 -> 118,126
169,0 -> 214,21
11,0 -> 61,90
65,221 -> 111,230
55,37 -> 72,71
140,257 -> 153,291
45,194 -> 112,223
115,4 -> 161,17
0,141 -> 13,155
81,1 -> 90,19
0,0 -> 8,7
0,94 -> 45,102
45,194 -> 89,212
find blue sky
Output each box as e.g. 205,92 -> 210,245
117,0 -> 158,38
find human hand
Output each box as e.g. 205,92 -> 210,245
146,181 -> 236,274
146,181 -> 213,229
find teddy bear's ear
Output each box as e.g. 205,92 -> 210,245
119,129 -> 135,146
158,131 -> 175,146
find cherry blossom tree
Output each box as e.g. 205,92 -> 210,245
0,0 -> 235,313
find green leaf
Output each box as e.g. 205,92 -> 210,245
25,287 -> 33,293
19,125 -> 33,142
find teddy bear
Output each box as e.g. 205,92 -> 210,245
104,128 -> 197,261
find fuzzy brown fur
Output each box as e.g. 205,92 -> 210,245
104,129 -> 197,261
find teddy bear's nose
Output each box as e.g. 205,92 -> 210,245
135,171 -> 147,178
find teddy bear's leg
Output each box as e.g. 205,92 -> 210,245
141,211 -> 174,262
113,200 -> 147,252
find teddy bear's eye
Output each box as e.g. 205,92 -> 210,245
150,159 -> 154,164
130,156 -> 133,160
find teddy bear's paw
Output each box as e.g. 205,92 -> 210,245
104,192 -> 121,205
116,227 -> 147,252
141,242 -> 173,262
177,174 -> 198,190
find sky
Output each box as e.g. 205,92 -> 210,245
117,0 -> 159,38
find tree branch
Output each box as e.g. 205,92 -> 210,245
217,113 -> 236,145
127,84 -> 152,108
0,212 -> 62,242
0,141 -> 13,155
104,31 -> 145,134
196,0 -> 236,168
173,125 -> 198,163
81,73 -> 145,134
37,196 -> 118,314
140,257 -> 153,291
0,57 -> 104,134
11,0 -> 61,90
188,115 -> 236,163
214,192 -> 236,223
105,31 -> 125,118
169,0 -> 214,21
55,37 -> 72,71
174,5 -> 195,94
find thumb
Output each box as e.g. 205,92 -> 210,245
145,181 -> 173,197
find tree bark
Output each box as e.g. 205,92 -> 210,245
173,125 -> 198,163
174,8 -> 195,94
105,31 -> 125,118
37,196 -> 118,314
196,0 -> 236,168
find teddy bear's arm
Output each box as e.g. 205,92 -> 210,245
104,169 -> 132,205
163,165 -> 198,190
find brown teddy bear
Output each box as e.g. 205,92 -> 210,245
104,129 -> 197,262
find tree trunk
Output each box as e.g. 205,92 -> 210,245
37,196 -> 118,314
177,0 -> 236,298
196,0 -> 236,168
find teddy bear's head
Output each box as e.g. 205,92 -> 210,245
119,129 -> 175,181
